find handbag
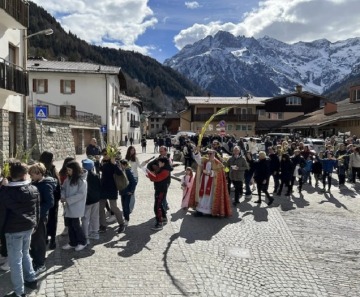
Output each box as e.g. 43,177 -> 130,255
113,170 -> 129,191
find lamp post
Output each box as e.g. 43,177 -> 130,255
23,28 -> 53,150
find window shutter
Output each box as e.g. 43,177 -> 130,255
71,80 -> 75,93
60,80 -> 64,93
33,79 -> 37,92
44,79 -> 48,93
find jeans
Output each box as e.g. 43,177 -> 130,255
6,229 -> 37,296
129,177 -> 138,213
244,173 -> 252,196
121,193 -> 131,222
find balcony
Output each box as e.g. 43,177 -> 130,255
130,120 -> 140,128
193,113 -> 258,122
0,0 -> 29,28
28,100 -> 102,125
0,58 -> 28,96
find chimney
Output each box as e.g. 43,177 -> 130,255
324,101 -> 337,115
295,85 -> 303,93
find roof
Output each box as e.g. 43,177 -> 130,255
283,99 -> 360,128
262,91 -> 327,102
185,96 -> 267,105
27,60 -> 121,74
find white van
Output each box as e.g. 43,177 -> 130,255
172,131 -> 196,146
303,138 -> 326,153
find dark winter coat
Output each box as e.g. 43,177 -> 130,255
0,180 -> 40,234
253,158 -> 271,183
32,176 -> 57,218
100,160 -> 123,199
85,170 -> 101,205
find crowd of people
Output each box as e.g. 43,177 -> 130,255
1,132 -> 359,296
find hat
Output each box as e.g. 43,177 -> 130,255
82,159 -> 94,171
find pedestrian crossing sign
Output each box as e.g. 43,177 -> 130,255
35,106 -> 48,119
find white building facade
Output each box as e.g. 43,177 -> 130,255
0,1 -> 28,163
27,60 -> 141,146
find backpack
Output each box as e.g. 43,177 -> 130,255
113,169 -> 129,191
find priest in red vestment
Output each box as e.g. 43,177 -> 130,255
188,148 -> 232,217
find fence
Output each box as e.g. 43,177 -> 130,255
28,100 -> 102,125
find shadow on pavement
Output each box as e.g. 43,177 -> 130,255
319,193 -> 349,210
240,201 -> 269,222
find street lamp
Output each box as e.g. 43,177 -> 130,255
23,28 -> 53,150
26,28 -> 53,39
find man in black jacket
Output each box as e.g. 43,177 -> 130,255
0,162 -> 40,297
268,147 -> 280,193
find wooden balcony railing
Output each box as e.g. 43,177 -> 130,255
0,58 -> 28,95
193,113 -> 258,122
0,0 -> 29,28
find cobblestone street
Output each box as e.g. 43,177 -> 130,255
1,143 -> 359,297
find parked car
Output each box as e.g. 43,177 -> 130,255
172,131 -> 196,146
242,137 -> 265,152
303,138 -> 326,153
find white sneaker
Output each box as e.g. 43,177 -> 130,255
75,244 -> 87,251
0,260 -> 10,271
62,244 -> 75,250
124,220 -> 129,226
106,215 -> 117,224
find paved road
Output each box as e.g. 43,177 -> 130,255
1,143 -> 359,296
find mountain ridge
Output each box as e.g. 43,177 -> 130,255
164,31 -> 360,99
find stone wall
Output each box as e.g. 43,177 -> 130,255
0,109 -> 9,164
30,119 -> 76,162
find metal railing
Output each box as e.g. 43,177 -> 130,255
193,113 -> 258,122
0,0 -> 29,28
130,120 -> 140,127
0,58 -> 28,95
29,100 -> 102,125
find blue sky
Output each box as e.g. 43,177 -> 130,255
31,0 -> 360,63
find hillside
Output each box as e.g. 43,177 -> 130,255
27,1 -> 205,111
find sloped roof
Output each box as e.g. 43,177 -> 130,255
186,96 -> 266,105
283,99 -> 360,128
27,60 -> 120,74
262,91 -> 327,102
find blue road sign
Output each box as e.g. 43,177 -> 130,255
100,125 -> 107,133
35,106 -> 48,119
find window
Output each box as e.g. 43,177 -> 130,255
60,80 -> 75,94
286,96 -> 301,105
257,109 -> 266,116
127,112 -> 130,121
268,112 -> 283,120
227,124 -> 233,131
8,44 -> 17,64
235,124 -> 241,131
151,124 -> 154,128
247,125 -> 252,131
33,79 -> 48,94
242,125 -> 247,131
354,89 -> 360,101
156,124 -> 159,128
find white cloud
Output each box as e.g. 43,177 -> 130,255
31,0 -> 157,54
174,0 -> 360,49
185,1 -> 201,9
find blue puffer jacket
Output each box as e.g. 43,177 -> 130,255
319,158 -> 337,173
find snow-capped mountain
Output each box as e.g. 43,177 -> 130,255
163,31 -> 360,96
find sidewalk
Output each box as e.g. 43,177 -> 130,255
0,142 -> 359,296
